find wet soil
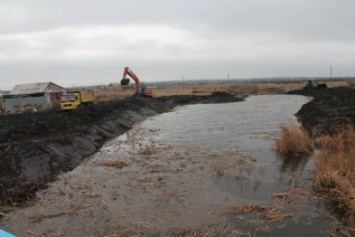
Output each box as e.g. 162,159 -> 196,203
0,92 -> 241,209
288,86 -> 355,137
1,132 -> 260,236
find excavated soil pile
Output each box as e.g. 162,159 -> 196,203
288,86 -> 355,137
0,92 -> 241,208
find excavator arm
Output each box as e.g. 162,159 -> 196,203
120,67 -> 142,92
120,66 -> 152,95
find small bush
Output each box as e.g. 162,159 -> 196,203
276,123 -> 314,156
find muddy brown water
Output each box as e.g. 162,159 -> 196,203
0,95 -> 343,236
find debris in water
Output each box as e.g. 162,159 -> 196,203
229,204 -> 267,215
98,161 -> 128,169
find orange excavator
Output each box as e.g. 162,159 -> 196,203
120,67 -> 152,95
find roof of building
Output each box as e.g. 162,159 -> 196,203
10,82 -> 66,95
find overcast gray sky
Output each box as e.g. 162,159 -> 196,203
1,0 -> 354,90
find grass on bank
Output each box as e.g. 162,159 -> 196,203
276,123 -> 314,156
276,123 -> 355,225
314,127 -> 355,224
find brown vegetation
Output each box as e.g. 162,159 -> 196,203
314,127 -> 355,224
94,88 -> 134,102
94,79 -> 350,103
229,204 -> 267,215
276,123 -> 314,156
277,85 -> 355,229
277,122 -> 355,225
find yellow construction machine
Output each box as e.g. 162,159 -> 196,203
60,90 -> 94,111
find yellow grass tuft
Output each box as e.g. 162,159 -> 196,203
276,123 -> 314,156
314,127 -> 355,223
315,127 -> 355,186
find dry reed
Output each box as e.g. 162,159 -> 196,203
229,204 -> 267,215
314,127 -> 355,224
276,123 -> 314,156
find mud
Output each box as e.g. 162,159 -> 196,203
0,92 -> 241,209
288,86 -> 355,137
1,134 -> 259,236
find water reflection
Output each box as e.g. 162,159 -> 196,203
214,172 -> 251,193
277,153 -> 313,188
279,154 -> 310,174
143,96 -> 315,197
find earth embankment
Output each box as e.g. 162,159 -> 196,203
288,86 -> 355,136
0,92 -> 241,207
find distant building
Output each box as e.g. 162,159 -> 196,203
4,82 -> 66,111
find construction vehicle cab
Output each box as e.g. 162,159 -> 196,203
60,91 -> 95,110
120,67 -> 152,95
303,80 -> 328,90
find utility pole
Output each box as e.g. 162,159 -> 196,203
330,66 -> 332,78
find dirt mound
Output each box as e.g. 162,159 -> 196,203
0,92 -> 241,208
288,86 -> 355,136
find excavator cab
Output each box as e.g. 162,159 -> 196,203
303,80 -> 328,90
140,83 -> 153,95
145,88 -> 153,95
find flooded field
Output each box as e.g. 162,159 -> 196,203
0,95 -> 342,236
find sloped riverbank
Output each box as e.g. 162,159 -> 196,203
288,86 -> 355,136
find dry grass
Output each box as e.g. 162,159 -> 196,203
271,192 -> 291,200
314,127 -> 355,224
276,123 -> 314,156
94,88 -> 135,103
229,204 -> 294,223
26,212 -> 66,221
229,204 -> 268,215
93,79 -> 350,103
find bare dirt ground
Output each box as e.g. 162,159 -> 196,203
288,86 -> 355,136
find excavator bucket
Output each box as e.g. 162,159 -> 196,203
120,78 -> 130,86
